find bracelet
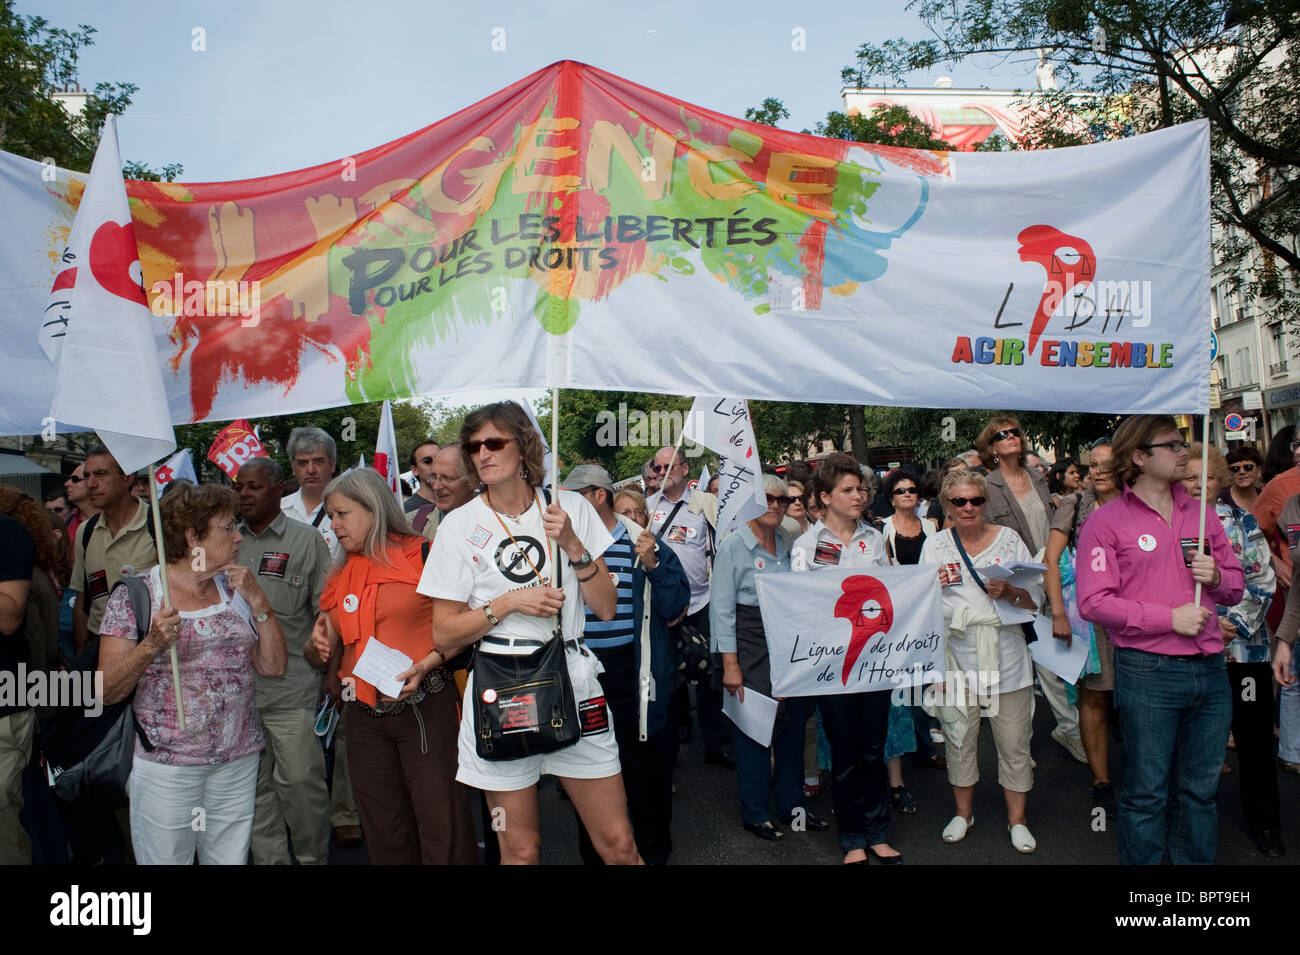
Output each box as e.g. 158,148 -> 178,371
483,602 -> 500,627
576,567 -> 599,583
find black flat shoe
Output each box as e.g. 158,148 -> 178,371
867,846 -> 903,865
743,820 -> 784,841
1255,828 -> 1287,858
777,811 -> 831,832
705,749 -> 737,770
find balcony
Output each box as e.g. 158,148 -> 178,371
1271,360 -> 1289,376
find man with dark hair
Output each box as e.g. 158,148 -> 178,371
64,462 -> 96,542
561,464 -> 690,864
236,457 -> 332,865
44,491 -> 72,524
403,438 -> 441,513
1076,415 -> 1243,864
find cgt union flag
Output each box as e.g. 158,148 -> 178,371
757,565 -> 946,697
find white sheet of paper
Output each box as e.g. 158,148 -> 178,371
1029,614 -> 1092,682
722,687 -> 778,748
978,563 -> 1043,623
352,637 -> 413,700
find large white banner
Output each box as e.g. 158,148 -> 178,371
757,564 -> 945,697
0,64 -> 1210,435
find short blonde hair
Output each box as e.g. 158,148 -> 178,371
940,469 -> 988,505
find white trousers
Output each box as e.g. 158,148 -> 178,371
129,752 -> 260,865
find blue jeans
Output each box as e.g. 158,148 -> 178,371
733,697 -> 810,825
1113,647 -> 1231,865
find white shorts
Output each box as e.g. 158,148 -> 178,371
456,643 -> 622,792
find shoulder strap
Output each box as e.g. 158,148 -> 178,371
108,576 -> 153,640
421,540 -> 431,562
1067,493 -> 1087,550
950,531 -> 988,594
654,500 -> 687,543
311,508 -> 326,528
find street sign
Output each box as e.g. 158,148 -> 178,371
1209,383 -> 1222,409
1210,330 -> 1219,362
1225,419 -> 1256,441
1243,390 -> 1263,410
1225,413 -> 1244,431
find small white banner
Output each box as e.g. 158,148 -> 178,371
757,564 -> 945,697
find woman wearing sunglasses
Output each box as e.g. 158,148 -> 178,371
418,402 -> 639,865
713,474 -> 823,843
1221,447 -> 1263,512
789,454 -> 902,863
920,469 -> 1042,853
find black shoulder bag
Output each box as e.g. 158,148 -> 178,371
472,492 -> 581,761
950,530 -> 1038,644
654,500 -> 710,682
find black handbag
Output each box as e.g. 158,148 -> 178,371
471,495 -> 581,760
654,499 -> 715,683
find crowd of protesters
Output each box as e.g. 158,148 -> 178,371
0,405 -> 1295,866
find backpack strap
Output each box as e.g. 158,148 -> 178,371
108,575 -> 156,753
79,512 -> 102,607
653,500 -> 686,543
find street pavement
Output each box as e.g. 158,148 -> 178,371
330,692 -> 1300,865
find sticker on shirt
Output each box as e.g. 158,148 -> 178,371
290,574 -> 303,587
943,563 -> 964,586
120,564 -> 135,578
494,537 -> 546,584
685,526 -> 699,540
1179,537 -> 1208,566
467,524 -> 492,549
1137,534 -> 1157,552
652,511 -> 666,525
754,556 -> 766,570
86,569 -> 109,602
1286,524 -> 1300,550
666,525 -> 689,544
342,593 -> 359,614
258,552 -> 289,578
813,540 -> 842,565
579,696 -> 610,736
496,691 -> 540,735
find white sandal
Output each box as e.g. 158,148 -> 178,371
942,815 -> 974,843
1008,823 -> 1036,854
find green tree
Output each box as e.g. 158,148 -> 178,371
0,0 -> 178,178
812,103 -> 952,149
744,97 -> 790,127
841,0 -> 1300,323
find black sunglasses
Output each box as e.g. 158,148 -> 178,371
466,437 -> 513,455
418,456 -> 435,465
1228,463 -> 1256,473
891,486 -> 918,496
66,474 -> 84,483
949,496 -> 986,508
992,428 -> 1021,442
767,494 -> 794,508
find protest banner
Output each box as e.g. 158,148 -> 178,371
757,564 -> 945,697
207,419 -> 270,479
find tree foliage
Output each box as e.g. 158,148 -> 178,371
841,0 -> 1300,323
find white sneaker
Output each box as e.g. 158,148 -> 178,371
942,815 -> 974,843
1051,727 -> 1089,765
1008,823 -> 1036,853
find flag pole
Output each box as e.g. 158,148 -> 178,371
1193,412 -> 1210,606
551,388 -> 560,492
147,463 -> 185,731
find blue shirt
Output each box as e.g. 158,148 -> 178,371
583,520 -> 637,649
709,522 -> 791,654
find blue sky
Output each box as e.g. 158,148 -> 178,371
34,0 -> 1038,182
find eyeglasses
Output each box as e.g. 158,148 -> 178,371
1142,440 -> 1190,454
767,494 -> 794,508
992,428 -> 1021,442
213,521 -> 238,534
891,487 -> 918,496
66,474 -> 84,483
948,496 -> 986,508
617,508 -> 648,519
1228,463 -> 1256,473
466,437 -> 512,455
649,462 -> 676,473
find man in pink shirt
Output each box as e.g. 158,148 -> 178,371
1075,414 -> 1243,865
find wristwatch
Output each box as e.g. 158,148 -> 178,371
571,550 -> 594,570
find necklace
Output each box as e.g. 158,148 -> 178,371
484,487 -> 534,523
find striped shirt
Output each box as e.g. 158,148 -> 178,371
583,521 -> 637,649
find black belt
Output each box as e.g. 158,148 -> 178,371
479,635 -> 588,656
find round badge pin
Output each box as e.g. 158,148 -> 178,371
342,593 -> 359,613
754,557 -> 765,570
120,565 -> 134,577
686,527 -> 698,539
1138,534 -> 1157,552
609,572 -> 618,583
482,688 -> 497,703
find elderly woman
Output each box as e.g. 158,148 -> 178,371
1183,444 -> 1283,857
791,454 -> 901,863
306,468 -> 475,865
920,469 -> 1042,853
613,488 -> 649,528
420,402 -> 636,865
1221,446 -> 1263,512
781,481 -> 810,539
98,482 -> 287,865
713,473 -> 823,842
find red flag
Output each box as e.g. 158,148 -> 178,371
207,419 -> 269,479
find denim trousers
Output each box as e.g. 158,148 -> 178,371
1279,651 -> 1300,765
1113,647 -> 1231,865
733,697 -> 811,825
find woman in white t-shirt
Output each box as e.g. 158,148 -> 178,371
419,402 -> 640,865
919,469 -> 1042,855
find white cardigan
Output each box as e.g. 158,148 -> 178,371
879,514 -> 939,564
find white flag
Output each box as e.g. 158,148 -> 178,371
152,448 -> 197,497
513,398 -> 553,485
357,453 -> 366,469
682,397 -> 766,536
373,399 -> 402,503
698,463 -> 711,491
47,115 -> 175,474
756,565 -> 945,697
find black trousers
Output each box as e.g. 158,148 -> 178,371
817,691 -> 892,852
1227,661 -> 1281,831
576,643 -> 675,865
671,606 -> 730,755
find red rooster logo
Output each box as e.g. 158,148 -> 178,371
832,575 -> 894,686
1017,225 -> 1095,355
